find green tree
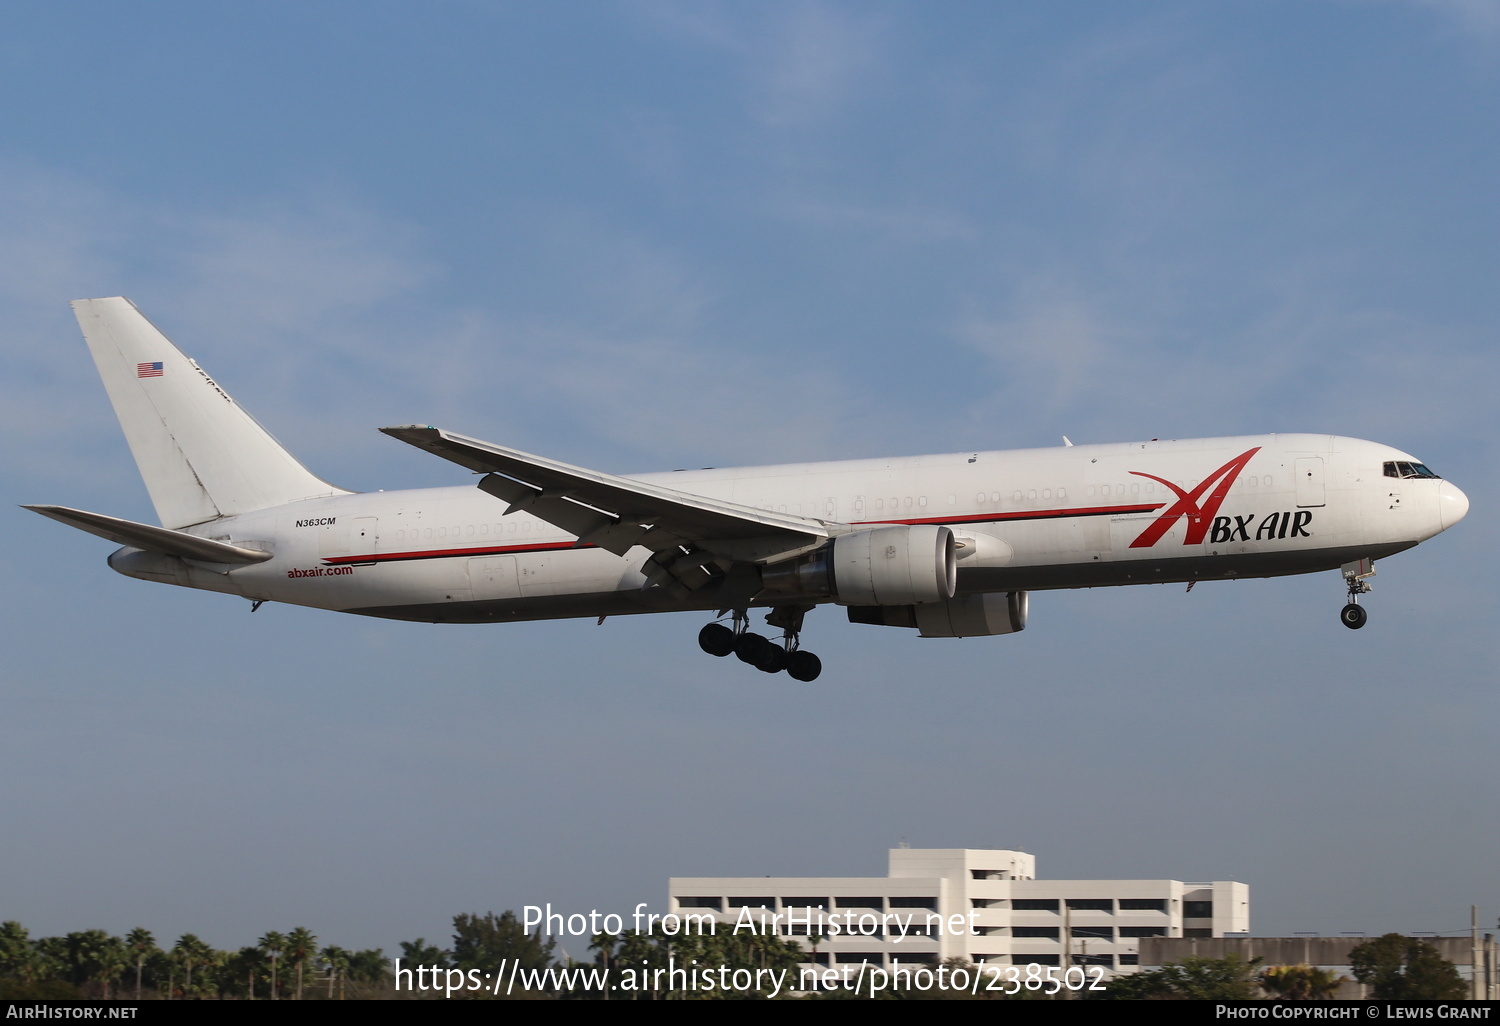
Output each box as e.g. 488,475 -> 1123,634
399,937 -> 449,969
347,948 -> 391,986
1260,963 -> 1346,999
0,922 -> 45,984
451,911 -> 555,976
63,930 -> 128,998
224,946 -> 265,999
1097,954 -> 1262,1000
1349,934 -> 1467,1000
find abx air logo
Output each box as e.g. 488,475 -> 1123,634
1128,447 -> 1260,548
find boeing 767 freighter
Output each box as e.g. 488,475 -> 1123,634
27,298 -> 1469,681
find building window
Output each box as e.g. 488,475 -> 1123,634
1184,901 -> 1213,918
834,897 -> 884,909
1012,899 -> 1059,912
726,897 -> 774,908
1071,926 -> 1113,940
889,897 -> 938,910
1013,927 -> 1060,939
1119,926 -> 1167,938
1066,899 -> 1113,912
1118,899 -> 1168,913
676,897 -> 722,910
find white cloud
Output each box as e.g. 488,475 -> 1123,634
631,0 -> 887,128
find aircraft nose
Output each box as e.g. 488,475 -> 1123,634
1438,480 -> 1469,530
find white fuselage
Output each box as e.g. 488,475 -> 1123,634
108,432 -> 1465,626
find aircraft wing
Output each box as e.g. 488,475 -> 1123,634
379,426 -> 830,570
22,505 -> 272,564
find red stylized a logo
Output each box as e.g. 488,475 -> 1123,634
1128,447 -> 1261,548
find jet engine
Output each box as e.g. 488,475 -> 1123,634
759,524 -> 957,606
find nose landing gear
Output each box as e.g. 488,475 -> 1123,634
1339,558 -> 1375,630
698,606 -> 822,681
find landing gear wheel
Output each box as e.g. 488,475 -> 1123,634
756,646 -> 788,674
698,623 -> 735,657
786,650 -> 822,682
734,632 -> 771,664
1340,603 -> 1367,630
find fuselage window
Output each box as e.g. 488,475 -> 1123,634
976,492 -> 986,504
1042,489 -> 1051,500
1088,485 -> 1096,497
1101,485 -> 1110,497
918,496 -> 928,508
904,497 -> 913,508
1058,487 -> 1066,499
1027,489 -> 1037,500
991,491 -> 1000,503
1012,491 -> 1023,502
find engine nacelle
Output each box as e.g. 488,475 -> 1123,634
846,590 -> 1029,638
830,524 -> 956,606
759,524 -> 957,606
915,590 -> 1028,638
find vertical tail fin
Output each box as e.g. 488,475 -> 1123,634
73,297 -> 349,529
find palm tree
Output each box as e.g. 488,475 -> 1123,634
124,929 -> 156,1000
319,945 -> 349,999
284,928 -> 317,1000
589,931 -> 618,999
171,935 -> 212,998
258,931 -> 285,1000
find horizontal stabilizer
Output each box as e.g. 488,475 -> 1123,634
380,425 -> 829,558
22,505 -> 272,564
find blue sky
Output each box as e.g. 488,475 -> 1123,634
2,1 -> 1496,954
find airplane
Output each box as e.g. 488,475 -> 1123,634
27,298 -> 1469,682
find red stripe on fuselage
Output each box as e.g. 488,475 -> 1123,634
853,502 -> 1163,527
319,502 -> 1163,564
321,540 -> 588,566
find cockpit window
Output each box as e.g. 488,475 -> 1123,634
1383,461 -> 1442,480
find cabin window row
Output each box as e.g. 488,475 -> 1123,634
391,522 -> 541,542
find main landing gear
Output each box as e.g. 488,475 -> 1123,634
1339,558 -> 1375,630
697,606 -> 822,681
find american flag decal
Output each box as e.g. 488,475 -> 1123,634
137,361 -> 163,378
